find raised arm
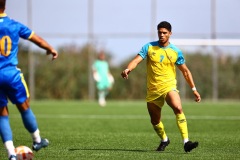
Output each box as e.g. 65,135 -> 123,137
121,54 -> 143,79
177,64 -> 201,102
29,33 -> 58,60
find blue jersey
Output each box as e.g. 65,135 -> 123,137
0,13 -> 34,69
0,13 -> 33,107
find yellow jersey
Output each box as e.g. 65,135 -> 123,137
138,41 -> 185,101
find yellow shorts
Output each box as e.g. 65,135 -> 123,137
149,88 -> 179,108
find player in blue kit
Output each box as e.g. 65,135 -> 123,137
0,0 -> 58,159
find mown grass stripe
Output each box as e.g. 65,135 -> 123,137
10,114 -> 240,120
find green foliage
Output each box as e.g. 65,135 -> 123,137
218,56 -> 240,99
34,47 -> 89,99
110,56 -> 147,100
185,53 -> 240,99
17,43 -> 240,100
183,53 -> 213,99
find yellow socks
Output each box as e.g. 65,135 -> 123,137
153,121 -> 168,141
153,113 -> 189,143
176,113 -> 189,143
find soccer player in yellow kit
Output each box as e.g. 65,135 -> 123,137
121,21 -> 201,152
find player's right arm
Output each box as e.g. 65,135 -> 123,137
121,54 -> 143,79
29,34 -> 58,60
177,63 -> 201,102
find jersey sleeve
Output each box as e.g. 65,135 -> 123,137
138,43 -> 150,59
170,44 -> 185,65
18,22 -> 33,39
175,50 -> 185,65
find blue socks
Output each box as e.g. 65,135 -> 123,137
21,108 -> 38,133
0,116 -> 12,142
0,108 -> 38,143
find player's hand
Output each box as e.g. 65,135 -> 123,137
47,49 -> 58,61
121,69 -> 131,79
193,91 -> 201,102
93,72 -> 100,82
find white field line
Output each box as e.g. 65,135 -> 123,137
9,114 -> 240,120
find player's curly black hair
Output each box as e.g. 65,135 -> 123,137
0,0 -> 6,9
157,21 -> 172,32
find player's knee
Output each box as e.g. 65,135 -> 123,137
150,119 -> 160,125
0,106 -> 9,116
16,99 -> 30,112
173,107 -> 183,115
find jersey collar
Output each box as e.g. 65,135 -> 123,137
159,42 -> 171,49
0,13 -> 7,18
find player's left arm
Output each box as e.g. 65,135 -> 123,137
177,64 -> 201,102
29,33 -> 58,60
121,55 -> 143,79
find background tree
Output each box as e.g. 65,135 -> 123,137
17,43 -> 240,100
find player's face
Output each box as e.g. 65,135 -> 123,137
99,53 -> 105,60
158,28 -> 171,46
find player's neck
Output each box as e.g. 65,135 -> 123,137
0,8 -> 5,13
159,41 -> 170,47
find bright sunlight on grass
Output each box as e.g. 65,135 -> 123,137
1,100 -> 239,160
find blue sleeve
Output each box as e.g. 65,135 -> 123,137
17,21 -> 33,39
138,43 -> 150,59
170,44 -> 185,65
175,50 -> 185,65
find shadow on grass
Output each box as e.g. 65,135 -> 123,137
68,148 -> 185,155
69,148 -> 148,152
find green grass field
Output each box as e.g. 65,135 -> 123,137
1,100 -> 240,160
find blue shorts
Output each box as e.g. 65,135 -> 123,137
0,66 -> 29,107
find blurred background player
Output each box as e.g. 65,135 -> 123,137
0,0 -> 58,159
92,51 -> 114,107
121,21 -> 201,152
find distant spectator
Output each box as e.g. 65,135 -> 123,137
92,51 -> 114,106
